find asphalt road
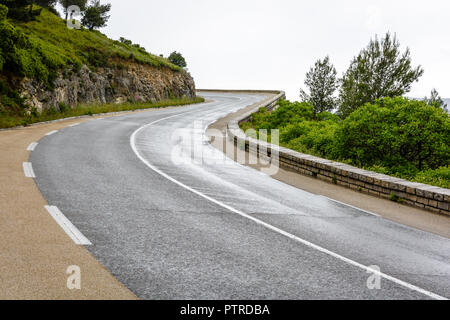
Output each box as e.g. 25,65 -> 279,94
31,92 -> 450,299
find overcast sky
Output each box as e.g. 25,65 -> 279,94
97,0 -> 450,100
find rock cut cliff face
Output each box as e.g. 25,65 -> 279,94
18,61 -> 196,112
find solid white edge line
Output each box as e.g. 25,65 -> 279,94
45,130 -> 58,136
44,206 -> 92,246
68,123 -> 80,127
23,162 -> 36,178
323,197 -> 381,218
27,142 -> 38,151
130,112 -> 447,301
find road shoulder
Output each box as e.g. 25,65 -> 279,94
0,114 -> 143,299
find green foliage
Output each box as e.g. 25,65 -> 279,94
390,192 -> 402,203
0,6 -> 181,90
3,7 -> 181,86
425,88 -> 448,112
0,79 -> 27,115
0,96 -> 205,128
0,7 -> 183,118
241,98 -> 450,188
255,100 -> 315,129
34,1 -> 57,9
58,101 -> 69,112
168,51 -> 187,68
81,0 -> 110,30
0,11 -> 58,86
338,33 -> 424,118
0,0 -> 55,21
0,3 -> 7,21
284,120 -> 339,158
119,37 -> 132,46
336,97 -> 450,171
414,167 -> 450,189
299,56 -> 338,115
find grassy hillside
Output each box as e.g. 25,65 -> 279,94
0,7 -> 181,90
0,6 -> 203,129
14,8 -> 181,74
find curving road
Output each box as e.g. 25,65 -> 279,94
31,92 -> 450,300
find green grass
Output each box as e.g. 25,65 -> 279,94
15,9 -> 182,73
0,96 -> 205,129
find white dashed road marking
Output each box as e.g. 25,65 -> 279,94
27,142 -> 38,151
23,162 -> 36,178
44,206 -> 92,246
45,130 -> 58,136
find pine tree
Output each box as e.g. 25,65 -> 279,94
338,33 -> 424,118
299,56 -> 338,115
425,88 -> 448,111
81,0 -> 111,30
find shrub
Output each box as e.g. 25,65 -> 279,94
335,97 -> 450,171
414,167 -> 450,189
241,97 -> 450,188
0,79 -> 26,115
58,102 -> 69,113
284,120 -> 339,157
168,51 -> 187,68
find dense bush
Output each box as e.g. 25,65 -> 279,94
335,97 -> 449,172
242,98 -> 450,188
0,79 -> 26,115
0,6 -> 58,87
168,51 -> 187,68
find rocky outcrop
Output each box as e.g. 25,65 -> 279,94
18,62 -> 196,112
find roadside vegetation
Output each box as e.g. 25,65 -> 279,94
241,33 -> 450,188
0,96 -> 205,129
0,3 -> 194,128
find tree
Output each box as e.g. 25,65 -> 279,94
299,56 -> 338,115
425,88 -> 448,111
168,51 -> 187,68
338,33 -> 424,118
59,0 -> 87,21
81,0 -> 110,30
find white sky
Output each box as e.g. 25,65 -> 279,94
97,0 -> 450,100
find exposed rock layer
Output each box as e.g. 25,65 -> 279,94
18,62 -> 196,112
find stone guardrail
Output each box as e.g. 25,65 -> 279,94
226,91 -> 450,216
